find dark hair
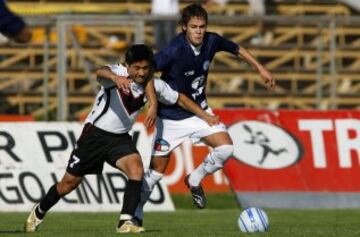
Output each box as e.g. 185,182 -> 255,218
125,44 -> 154,66
179,3 -> 208,27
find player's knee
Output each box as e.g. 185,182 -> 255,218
214,144 -> 234,163
203,144 -> 234,173
149,157 -> 168,173
150,164 -> 164,173
127,165 -> 144,181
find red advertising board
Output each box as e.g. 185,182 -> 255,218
0,115 -> 33,121
220,109 -> 360,192
83,109 -> 360,196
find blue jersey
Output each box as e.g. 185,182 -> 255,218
0,0 -> 26,38
154,32 -> 239,120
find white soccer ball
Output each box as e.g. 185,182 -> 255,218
238,207 -> 269,233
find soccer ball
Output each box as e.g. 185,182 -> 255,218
238,207 -> 269,233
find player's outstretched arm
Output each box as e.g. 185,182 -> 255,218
1,1 -> 31,43
13,27 -> 31,43
238,47 -> 275,90
177,94 -> 220,126
144,78 -> 157,128
95,66 -> 130,90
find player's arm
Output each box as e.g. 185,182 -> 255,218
216,33 -> 275,90
177,94 -> 220,126
0,1 -> 31,43
144,78 -> 157,128
95,66 -> 130,90
238,47 -> 275,90
13,27 -> 31,43
155,79 -> 219,126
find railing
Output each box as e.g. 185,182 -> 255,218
2,14 -> 360,120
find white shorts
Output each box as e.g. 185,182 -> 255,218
151,109 -> 227,156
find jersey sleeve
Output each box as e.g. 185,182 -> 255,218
96,64 -> 127,89
154,78 -> 179,105
106,64 -> 128,77
214,33 -> 240,55
154,45 -> 175,71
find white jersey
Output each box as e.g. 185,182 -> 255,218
85,64 -> 179,134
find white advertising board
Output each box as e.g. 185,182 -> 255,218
0,122 -> 174,212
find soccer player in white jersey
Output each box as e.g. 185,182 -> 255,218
130,3 -> 275,226
24,44 -> 219,234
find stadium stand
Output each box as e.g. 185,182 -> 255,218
1,0 -> 360,119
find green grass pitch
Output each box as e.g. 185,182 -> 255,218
1,194 -> 360,237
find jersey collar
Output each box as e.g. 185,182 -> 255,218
190,43 -> 202,56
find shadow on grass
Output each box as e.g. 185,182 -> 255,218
143,229 -> 161,233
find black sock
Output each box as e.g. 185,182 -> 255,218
118,179 -> 142,227
36,184 -> 61,219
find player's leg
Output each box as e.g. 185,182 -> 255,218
114,153 -> 145,233
104,132 -> 146,233
189,131 -> 233,187
185,113 -> 233,208
185,132 -> 233,208
24,172 -> 82,232
133,154 -> 170,222
25,124 -> 105,232
134,118 -> 187,223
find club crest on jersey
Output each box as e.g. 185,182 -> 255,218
203,60 -> 210,71
154,139 -> 170,152
184,70 -> 195,76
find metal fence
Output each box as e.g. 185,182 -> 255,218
10,14 -> 360,120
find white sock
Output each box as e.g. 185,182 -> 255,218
189,145 -> 233,187
134,169 -> 163,220
188,165 -> 208,187
119,214 -> 132,221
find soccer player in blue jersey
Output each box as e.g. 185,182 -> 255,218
0,0 -> 31,43
130,3 -> 275,226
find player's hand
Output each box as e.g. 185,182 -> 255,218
258,66 -> 275,90
144,104 -> 157,128
113,75 -> 131,91
204,114 -> 220,126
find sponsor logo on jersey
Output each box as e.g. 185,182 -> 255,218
184,70 -> 195,76
154,139 -> 170,152
228,120 -> 303,169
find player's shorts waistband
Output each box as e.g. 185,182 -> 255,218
84,123 -> 129,138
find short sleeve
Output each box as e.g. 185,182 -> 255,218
154,79 -> 179,105
154,44 -> 175,71
214,33 -> 239,55
96,64 -> 128,89
106,64 -> 128,77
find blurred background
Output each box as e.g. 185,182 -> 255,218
2,0 -> 360,121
